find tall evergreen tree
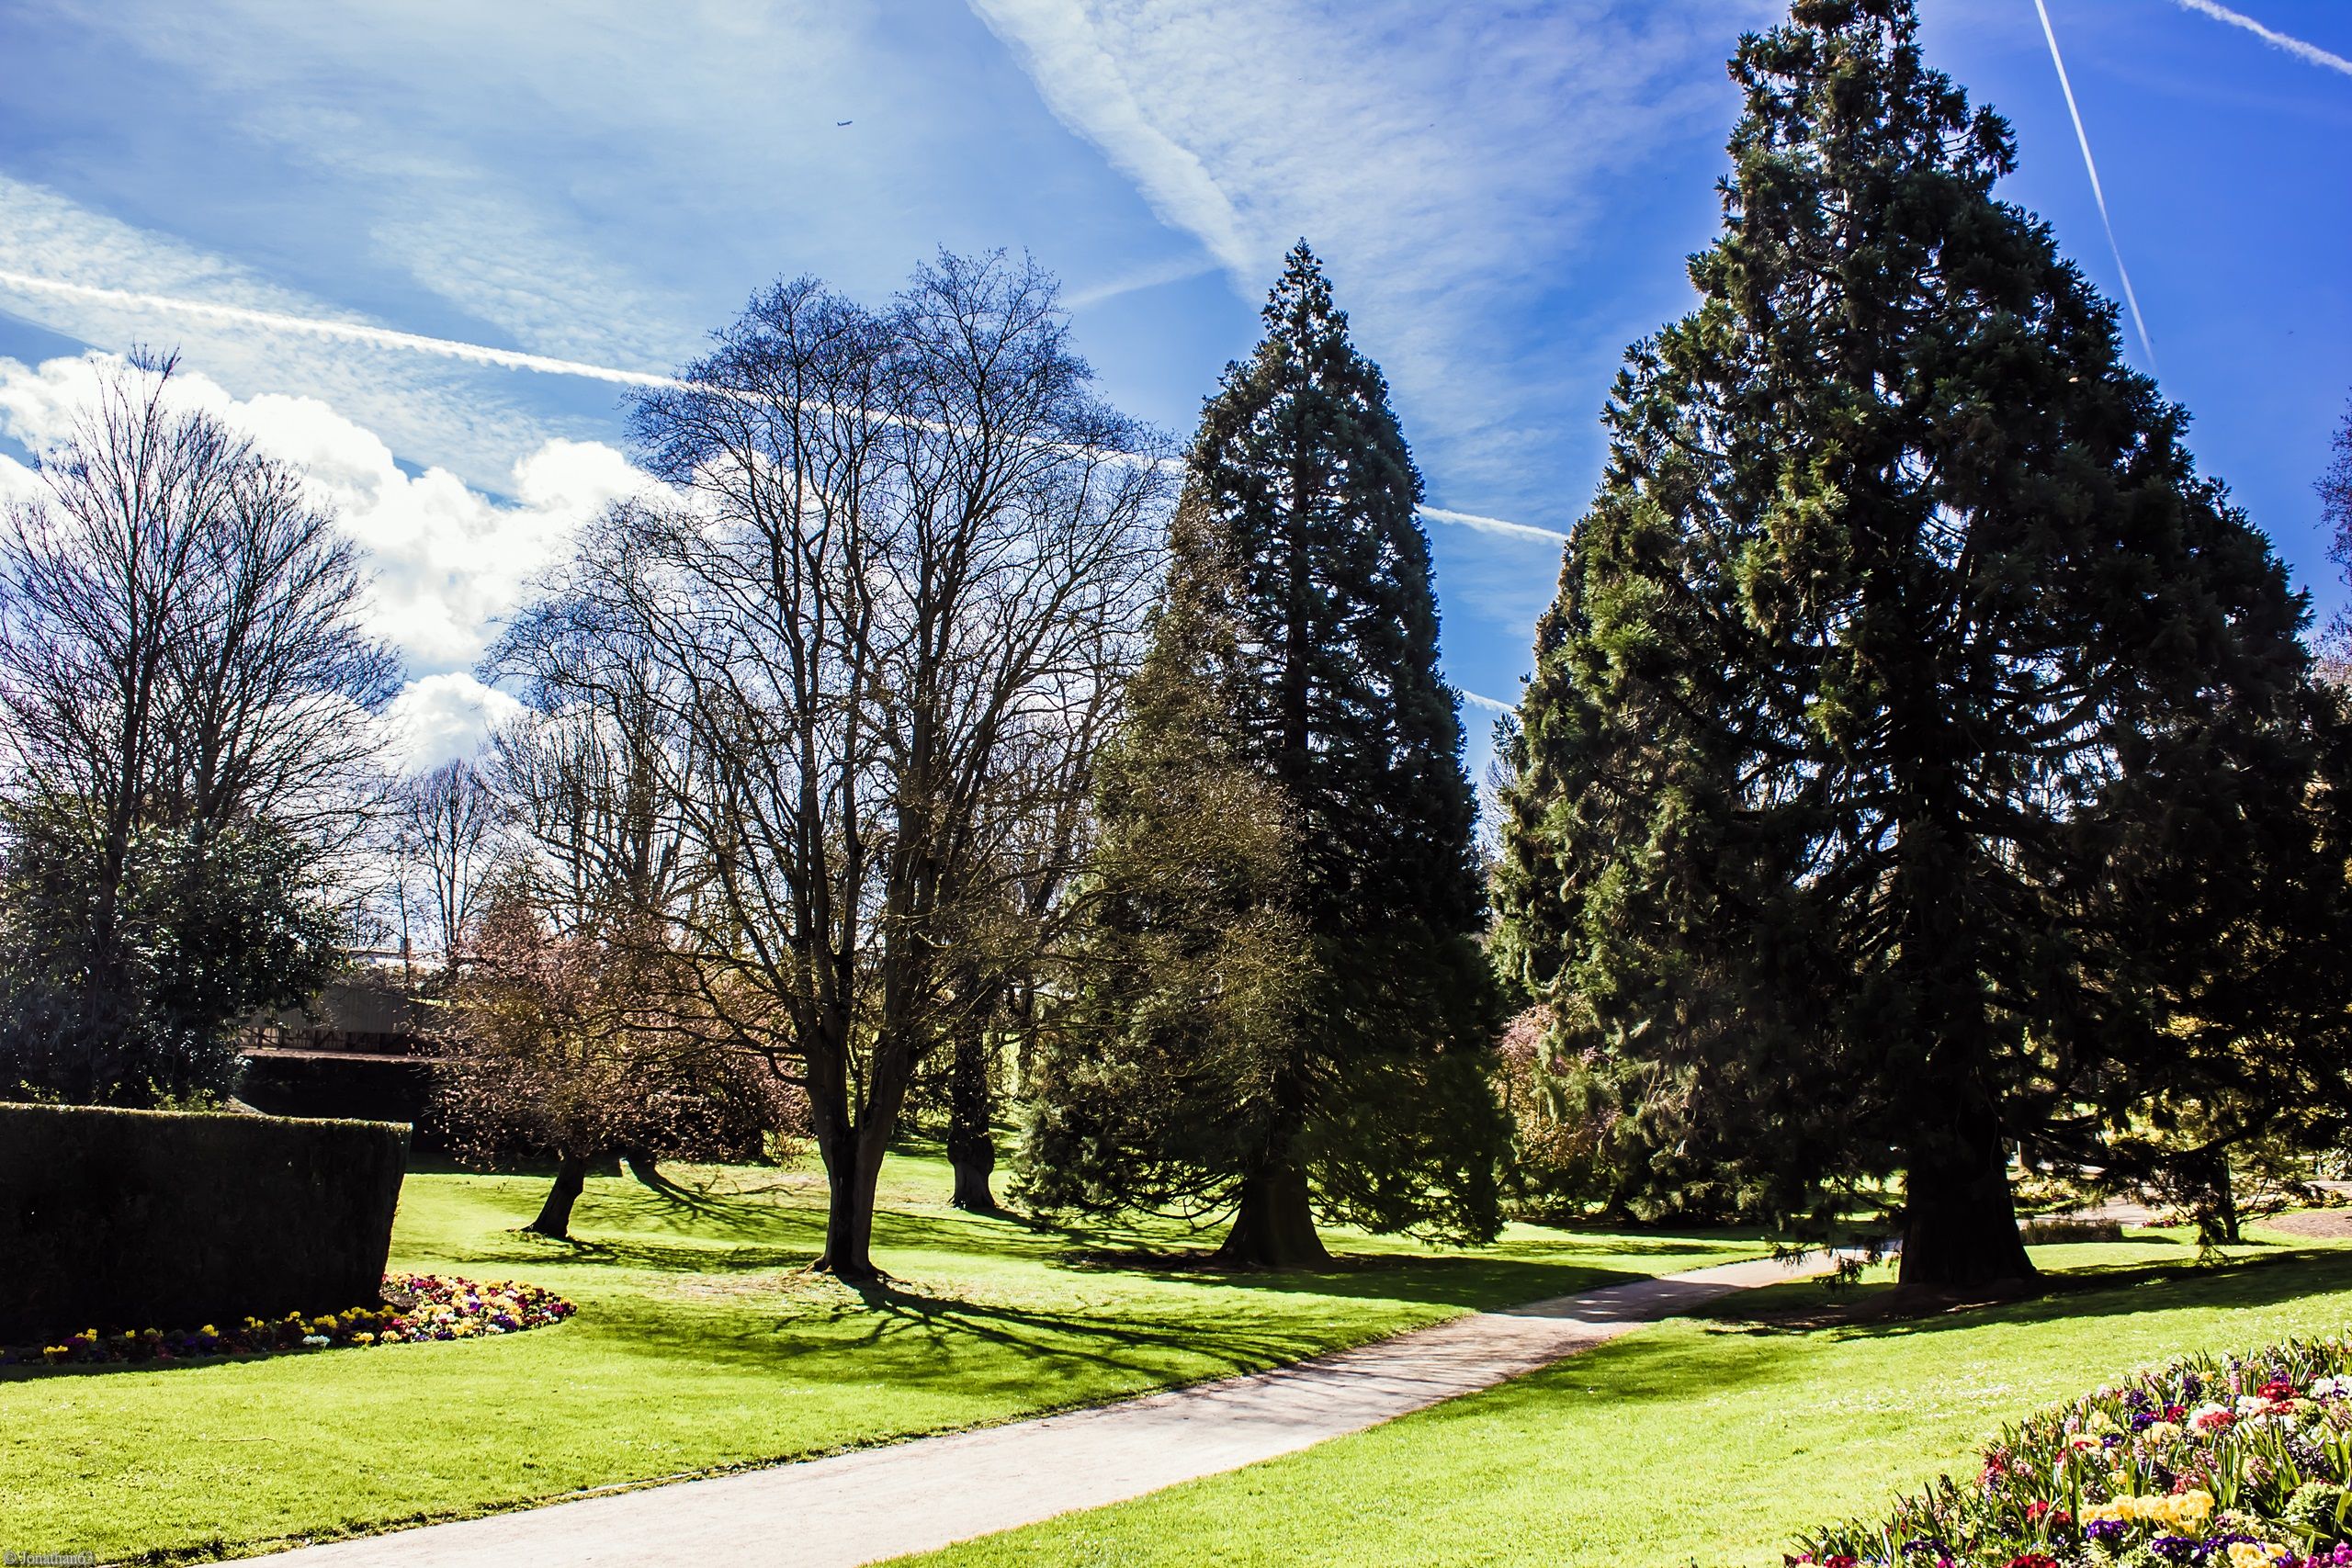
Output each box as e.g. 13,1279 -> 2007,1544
1491,0 -> 2335,1290
1023,243 -> 1504,1266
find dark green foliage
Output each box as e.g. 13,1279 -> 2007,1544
0,802 -> 344,1107
1491,0 -> 2340,1287
0,1102 -> 408,1344
1023,244 -> 1505,1263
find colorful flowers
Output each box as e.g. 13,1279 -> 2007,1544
0,1274 -> 574,1369
2082,1491 -> 2216,1531
1791,1337 -> 2352,1568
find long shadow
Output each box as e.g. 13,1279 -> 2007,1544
786,1278 -> 1396,1387
1692,1243 -> 2352,1341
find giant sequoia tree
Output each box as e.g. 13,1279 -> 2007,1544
1023,244 -> 1504,1266
1492,0 -> 2335,1289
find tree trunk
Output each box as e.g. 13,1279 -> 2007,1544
1900,1130 -> 2035,1290
812,1125 -> 889,1282
526,1153 -> 590,1239
2179,1147 -> 2241,1246
621,1148 -> 668,1190
2213,1159 -> 2242,1246
946,1030 -> 997,1212
1216,1163 -> 1329,1269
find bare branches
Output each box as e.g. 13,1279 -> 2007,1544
498,254 -> 1169,1278
0,355 -> 401,842
389,760 -> 504,967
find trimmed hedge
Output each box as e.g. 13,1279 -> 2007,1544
0,1103 -> 408,1344
240,1054 -> 442,1147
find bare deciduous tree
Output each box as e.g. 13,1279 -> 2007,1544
390,760 -> 503,970
499,254 -> 1167,1280
0,353 -> 401,1100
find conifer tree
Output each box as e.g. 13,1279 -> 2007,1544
1492,0 -> 2336,1289
1023,244 -> 1504,1266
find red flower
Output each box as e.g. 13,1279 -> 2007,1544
2010,1555 -> 2061,1568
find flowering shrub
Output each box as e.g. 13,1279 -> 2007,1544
1792,1340 -> 2352,1568
0,1273 -> 573,1368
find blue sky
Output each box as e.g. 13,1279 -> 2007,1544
0,0 -> 2346,785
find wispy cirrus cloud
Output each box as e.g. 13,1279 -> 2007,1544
969,0 -> 1260,285
964,0 -> 1770,581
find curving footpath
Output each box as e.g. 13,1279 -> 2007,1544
263,1252 -> 1829,1568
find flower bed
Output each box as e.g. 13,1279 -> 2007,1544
1792,1338 -> 2352,1568
0,1273 -> 573,1368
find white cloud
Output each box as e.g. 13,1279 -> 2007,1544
0,451 -> 39,505
0,352 -> 639,676
380,672 -> 526,774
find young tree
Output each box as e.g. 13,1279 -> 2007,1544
434,891 -> 798,1238
390,760 -> 503,972
1023,244 -> 1506,1267
0,354 -> 399,1103
1491,0 -> 2331,1290
503,254 -> 1167,1280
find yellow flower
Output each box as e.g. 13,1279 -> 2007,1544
2084,1491 -> 2215,1531
2227,1544 -> 2290,1568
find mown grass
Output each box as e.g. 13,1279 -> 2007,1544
0,1145 -> 1761,1564
888,1227 -> 2352,1568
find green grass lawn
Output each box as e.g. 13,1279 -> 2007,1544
0,1145 -> 1760,1565
887,1227 -> 2352,1568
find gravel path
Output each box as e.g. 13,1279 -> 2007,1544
260,1252 -> 1828,1568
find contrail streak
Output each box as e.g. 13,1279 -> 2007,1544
1421,505 -> 1569,545
2031,0 -> 2157,369
2169,0 -> 2352,77
1459,687 -> 1514,715
0,269 -> 1560,539
0,271 -> 683,388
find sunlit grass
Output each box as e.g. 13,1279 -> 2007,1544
0,1144 -> 1762,1563
891,1227 -> 2352,1568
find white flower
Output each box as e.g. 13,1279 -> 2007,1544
301,1334 -> 330,1348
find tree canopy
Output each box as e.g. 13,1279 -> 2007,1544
1023,243 -> 1504,1266
1490,0 -> 2342,1289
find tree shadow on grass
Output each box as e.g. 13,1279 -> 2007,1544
778,1276 -> 1362,1389
1046,1232 -> 1766,1314
1690,1244 -> 2352,1342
